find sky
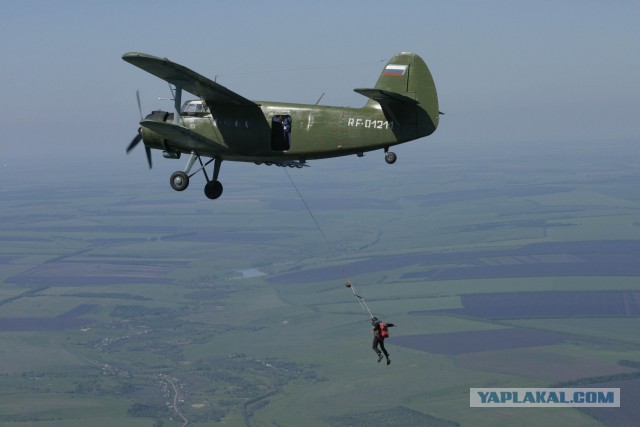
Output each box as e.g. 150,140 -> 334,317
1,0 -> 639,171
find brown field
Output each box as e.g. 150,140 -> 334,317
0,304 -> 98,331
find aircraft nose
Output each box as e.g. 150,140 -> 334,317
139,126 -> 164,151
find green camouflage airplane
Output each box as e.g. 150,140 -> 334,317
123,51 -> 440,199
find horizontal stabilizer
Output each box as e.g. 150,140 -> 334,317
353,88 -> 418,105
123,52 -> 256,106
140,120 -> 228,152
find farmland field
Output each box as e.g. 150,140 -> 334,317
1,139 -> 639,426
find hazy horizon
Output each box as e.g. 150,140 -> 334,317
1,1 -> 638,171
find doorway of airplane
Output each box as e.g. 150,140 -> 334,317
271,115 -> 292,151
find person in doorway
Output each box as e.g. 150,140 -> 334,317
371,317 -> 395,365
281,115 -> 291,150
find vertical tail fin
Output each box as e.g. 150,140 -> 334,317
357,52 -> 439,138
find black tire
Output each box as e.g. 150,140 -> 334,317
385,151 -> 397,164
204,180 -> 223,199
170,171 -> 189,191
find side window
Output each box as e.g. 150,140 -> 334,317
271,115 -> 292,151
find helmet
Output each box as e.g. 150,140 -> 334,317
371,317 -> 378,325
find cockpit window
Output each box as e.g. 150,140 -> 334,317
181,100 -> 210,115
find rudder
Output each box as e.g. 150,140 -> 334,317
367,52 -> 439,138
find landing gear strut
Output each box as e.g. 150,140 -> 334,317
203,157 -> 223,200
169,152 -> 224,200
384,147 -> 397,164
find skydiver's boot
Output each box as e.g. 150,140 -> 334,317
377,353 -> 383,363
386,357 -> 391,365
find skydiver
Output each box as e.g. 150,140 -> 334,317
371,316 -> 395,365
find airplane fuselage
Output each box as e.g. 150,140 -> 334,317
141,100 -> 425,163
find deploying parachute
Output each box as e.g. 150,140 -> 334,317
345,280 -> 375,319
345,281 -> 396,365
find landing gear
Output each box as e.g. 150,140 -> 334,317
170,171 -> 189,191
162,83 -> 225,200
384,148 -> 397,164
169,152 -> 224,200
204,181 -> 223,199
204,157 -> 224,199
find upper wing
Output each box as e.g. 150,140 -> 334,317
122,52 -> 256,106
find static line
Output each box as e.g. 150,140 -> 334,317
283,168 -> 333,253
283,168 -> 376,320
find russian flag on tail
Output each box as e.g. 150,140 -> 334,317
383,64 -> 408,76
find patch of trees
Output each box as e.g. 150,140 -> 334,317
619,359 -> 640,369
110,305 -> 171,318
552,371 -> 640,387
127,402 -> 168,418
70,292 -> 149,300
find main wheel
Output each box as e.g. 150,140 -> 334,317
204,180 -> 223,199
170,171 -> 189,191
385,151 -> 397,164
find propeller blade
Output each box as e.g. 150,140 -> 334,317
136,90 -> 143,120
127,92 -> 151,168
145,146 -> 152,169
126,132 -> 142,153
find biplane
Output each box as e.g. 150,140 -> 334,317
123,51 -> 439,199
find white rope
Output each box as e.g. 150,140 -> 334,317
345,280 -> 374,319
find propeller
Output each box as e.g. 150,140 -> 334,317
126,90 -> 152,169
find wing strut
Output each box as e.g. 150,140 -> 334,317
171,82 -> 184,126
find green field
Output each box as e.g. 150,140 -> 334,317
1,139 -> 639,426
